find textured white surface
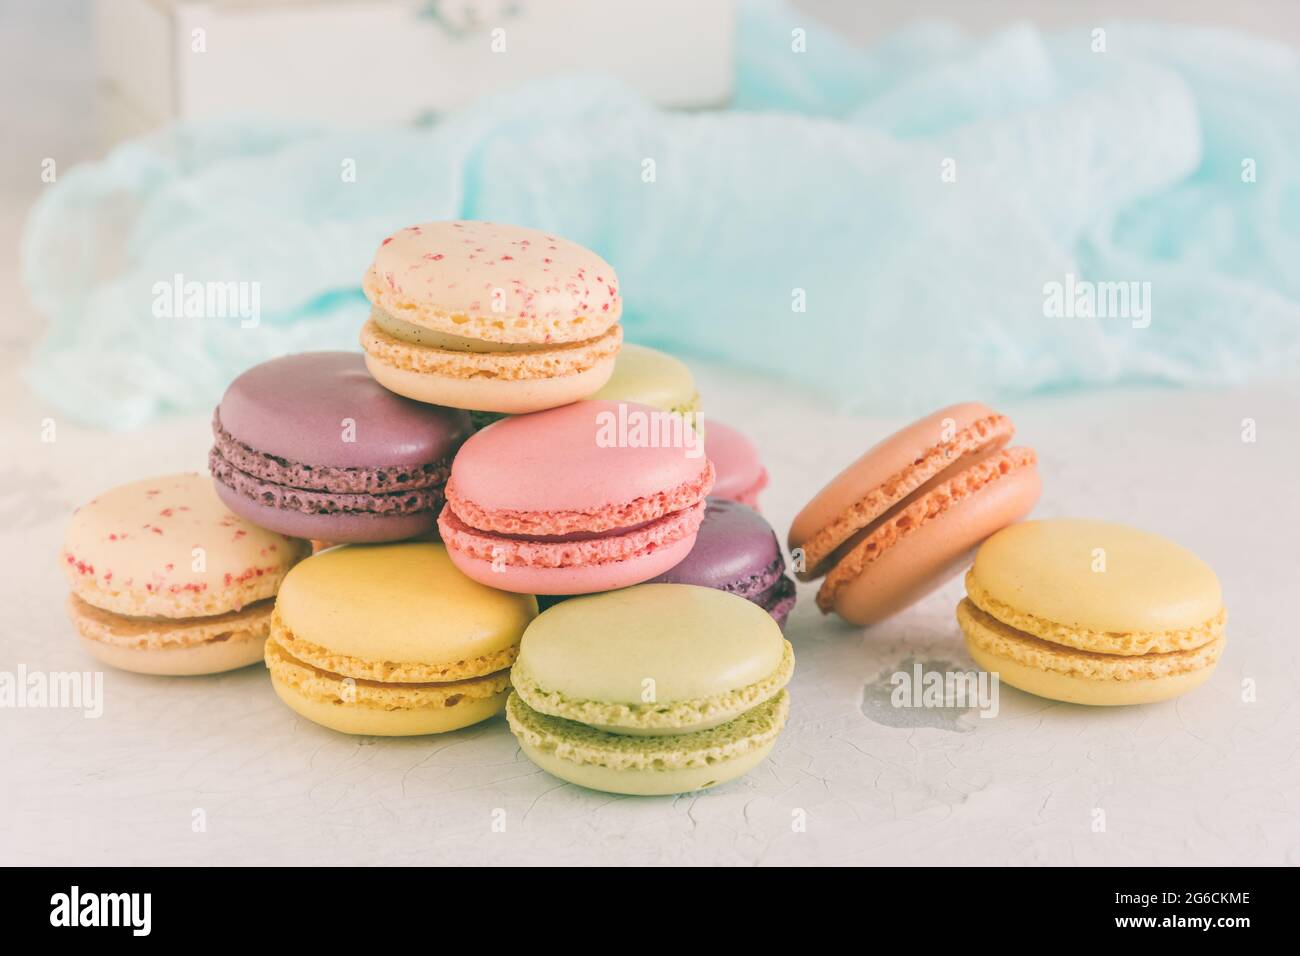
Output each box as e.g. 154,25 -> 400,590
2,356 -> 1297,866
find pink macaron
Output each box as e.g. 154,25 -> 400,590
704,420 -> 768,511
438,400 -> 714,594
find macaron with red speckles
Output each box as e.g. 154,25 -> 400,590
61,473 -> 310,675
361,220 -> 624,413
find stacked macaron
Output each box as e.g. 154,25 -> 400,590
438,400 -> 714,595
210,352 -> 469,544
360,221 -> 623,414
649,498 -> 796,627
506,584 -> 794,795
62,473 -> 309,675
702,420 -> 769,511
592,343 -> 700,423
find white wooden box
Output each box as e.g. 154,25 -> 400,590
93,0 -> 735,142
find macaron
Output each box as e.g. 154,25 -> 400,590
209,351 -> 469,544
649,498 -> 796,628
591,343 -> 700,420
360,220 -> 623,413
264,542 -> 536,735
789,402 -> 1040,626
703,419 -> 768,510
61,473 -> 309,675
506,584 -> 794,795
438,400 -> 714,594
957,519 -> 1226,706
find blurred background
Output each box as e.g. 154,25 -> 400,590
3,0 -> 1299,426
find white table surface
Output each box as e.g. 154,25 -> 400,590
2,354 -> 1297,866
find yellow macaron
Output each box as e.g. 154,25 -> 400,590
265,542 -> 536,735
957,519 -> 1226,706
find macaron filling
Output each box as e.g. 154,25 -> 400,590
268,610 -> 518,683
963,570 -> 1225,656
507,690 -> 790,772
362,315 -> 624,381
438,499 -> 707,570
372,308 -> 559,354
512,638 -> 795,735
210,413 -> 449,493
958,599 -> 1226,681
265,636 -> 511,711
67,593 -> 275,652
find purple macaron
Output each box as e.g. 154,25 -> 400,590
209,352 -> 469,544
648,497 -> 797,628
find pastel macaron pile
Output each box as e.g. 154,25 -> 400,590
57,216 -> 1231,809
59,219 -> 795,796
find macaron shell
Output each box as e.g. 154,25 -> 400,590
648,497 -> 796,627
274,542 -> 536,666
449,400 -> 709,514
515,584 -> 786,707
364,350 -> 618,414
213,478 -> 437,544
971,519 -> 1223,635
78,631 -> 269,676
444,529 -> 699,595
703,420 -> 767,506
515,728 -> 778,796
216,351 -> 468,469
829,458 -> 1041,625
591,344 -> 699,414
364,221 -> 621,345
650,499 -> 782,593
789,402 -> 1010,577
62,473 -> 308,618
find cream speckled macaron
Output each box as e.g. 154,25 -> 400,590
361,220 -> 623,413
957,519 -> 1226,706
506,583 -> 794,795
61,473 -> 309,675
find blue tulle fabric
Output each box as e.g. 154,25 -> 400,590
22,1 -> 1300,426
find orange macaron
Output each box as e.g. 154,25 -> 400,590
788,402 -> 1040,626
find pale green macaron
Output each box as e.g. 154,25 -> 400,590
507,583 -> 794,795
590,343 -> 700,418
